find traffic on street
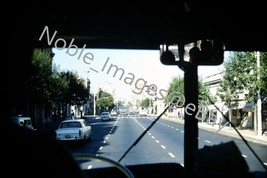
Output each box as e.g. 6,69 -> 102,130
62,114 -> 267,172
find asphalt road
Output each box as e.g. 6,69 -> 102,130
64,114 -> 267,172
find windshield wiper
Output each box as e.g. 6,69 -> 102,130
118,106 -> 170,163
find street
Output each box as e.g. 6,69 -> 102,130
63,114 -> 267,172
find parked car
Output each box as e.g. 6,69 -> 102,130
11,116 -> 35,130
100,112 -> 111,121
55,119 -> 92,142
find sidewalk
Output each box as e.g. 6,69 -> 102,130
162,116 -> 267,146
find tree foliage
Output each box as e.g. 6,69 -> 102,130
198,77 -> 217,105
26,48 -> 59,106
165,76 -> 215,106
217,52 -> 267,106
25,48 -> 88,111
60,71 -> 88,105
139,97 -> 152,109
260,52 -> 267,96
96,91 -> 115,111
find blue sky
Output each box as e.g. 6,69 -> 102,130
52,48 -> 224,100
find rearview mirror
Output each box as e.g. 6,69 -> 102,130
160,39 -> 224,66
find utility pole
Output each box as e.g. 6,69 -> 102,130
93,93 -> 96,116
87,78 -> 91,115
256,51 -> 262,136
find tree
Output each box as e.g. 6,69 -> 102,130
50,65 -> 69,106
259,53 -> 267,96
217,52 -> 267,106
165,76 -> 215,106
22,48 -> 90,126
96,91 -> 115,112
26,48 -> 54,105
60,71 -> 88,105
198,77 -> 217,105
217,52 -> 267,134
24,48 -> 70,126
139,97 -> 152,109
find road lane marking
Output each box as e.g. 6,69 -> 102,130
168,153 -> 175,158
161,145 -> 166,149
204,140 -> 211,143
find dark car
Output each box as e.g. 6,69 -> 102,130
11,116 -> 35,130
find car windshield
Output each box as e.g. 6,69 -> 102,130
6,2 -> 267,178
49,46 -> 266,173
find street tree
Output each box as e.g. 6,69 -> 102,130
217,52 -> 267,134
96,91 -> 115,112
165,76 -> 215,106
25,48 -> 69,126
217,52 -> 267,106
60,71 -> 88,105
140,97 -> 152,109
26,48 -> 54,105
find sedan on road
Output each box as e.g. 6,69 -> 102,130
100,112 -> 111,121
55,119 -> 92,142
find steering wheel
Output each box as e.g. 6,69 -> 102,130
73,154 -> 135,178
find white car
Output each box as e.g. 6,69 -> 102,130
110,110 -> 118,118
100,112 -> 111,121
55,119 -> 92,142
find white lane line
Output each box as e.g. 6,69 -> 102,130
168,152 -> 175,158
161,145 -> 166,149
155,140 -> 160,143
204,140 -> 211,143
